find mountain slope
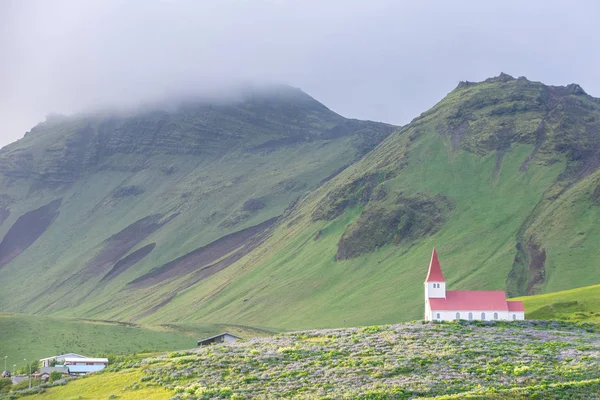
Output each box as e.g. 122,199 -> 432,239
2,75 -> 599,329
515,283 -> 600,323
131,74 -> 600,329
0,86 -> 394,317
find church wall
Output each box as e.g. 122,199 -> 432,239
511,311 -> 525,320
428,310 -> 524,322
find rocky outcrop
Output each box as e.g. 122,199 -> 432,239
336,194 -> 453,260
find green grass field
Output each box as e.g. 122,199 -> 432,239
516,284 -> 600,323
0,313 -> 273,372
20,370 -> 173,399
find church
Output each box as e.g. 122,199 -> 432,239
424,248 -> 525,322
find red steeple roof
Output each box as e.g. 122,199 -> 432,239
425,248 -> 445,282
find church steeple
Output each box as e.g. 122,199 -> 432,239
424,248 -> 446,299
425,247 -> 445,283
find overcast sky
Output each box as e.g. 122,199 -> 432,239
1,0 -> 599,147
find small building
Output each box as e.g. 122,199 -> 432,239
67,365 -> 106,375
424,248 -> 525,322
37,372 -> 50,381
197,332 -> 241,346
63,357 -> 108,375
40,353 -> 87,368
63,357 -> 108,366
40,366 -> 68,375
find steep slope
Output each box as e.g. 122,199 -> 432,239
0,85 -> 394,317
135,74 -> 600,329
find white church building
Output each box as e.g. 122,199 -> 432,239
424,248 -> 525,322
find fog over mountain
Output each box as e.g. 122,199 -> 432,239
1,0 -> 599,146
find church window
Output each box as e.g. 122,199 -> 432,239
455,312 -> 460,320
513,314 -> 516,320
468,312 -> 473,321
481,312 -> 485,320
494,312 -> 498,320
436,313 -> 440,320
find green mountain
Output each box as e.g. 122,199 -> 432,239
0,85 -> 393,322
1,75 -> 599,331
117,74 -> 599,330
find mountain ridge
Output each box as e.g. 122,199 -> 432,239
123,74 -> 600,329
0,85 -> 395,320
0,75 -> 599,330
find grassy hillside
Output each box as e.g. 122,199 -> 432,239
0,313 -> 274,371
0,86 -> 393,320
515,284 -> 600,323
14,321 -> 600,399
1,75 -> 599,330
125,74 -> 600,329
17,371 -> 172,399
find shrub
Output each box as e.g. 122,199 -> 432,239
0,377 -> 12,393
49,370 -> 63,382
12,377 -> 43,390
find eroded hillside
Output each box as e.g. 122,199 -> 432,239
0,86 -> 394,319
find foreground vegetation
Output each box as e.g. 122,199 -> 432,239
14,321 -> 600,399
0,313 -> 273,370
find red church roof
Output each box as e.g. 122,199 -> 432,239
507,301 -> 525,312
424,248 -> 445,282
429,291 -> 510,311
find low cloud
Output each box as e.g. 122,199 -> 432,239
1,0 -> 599,146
